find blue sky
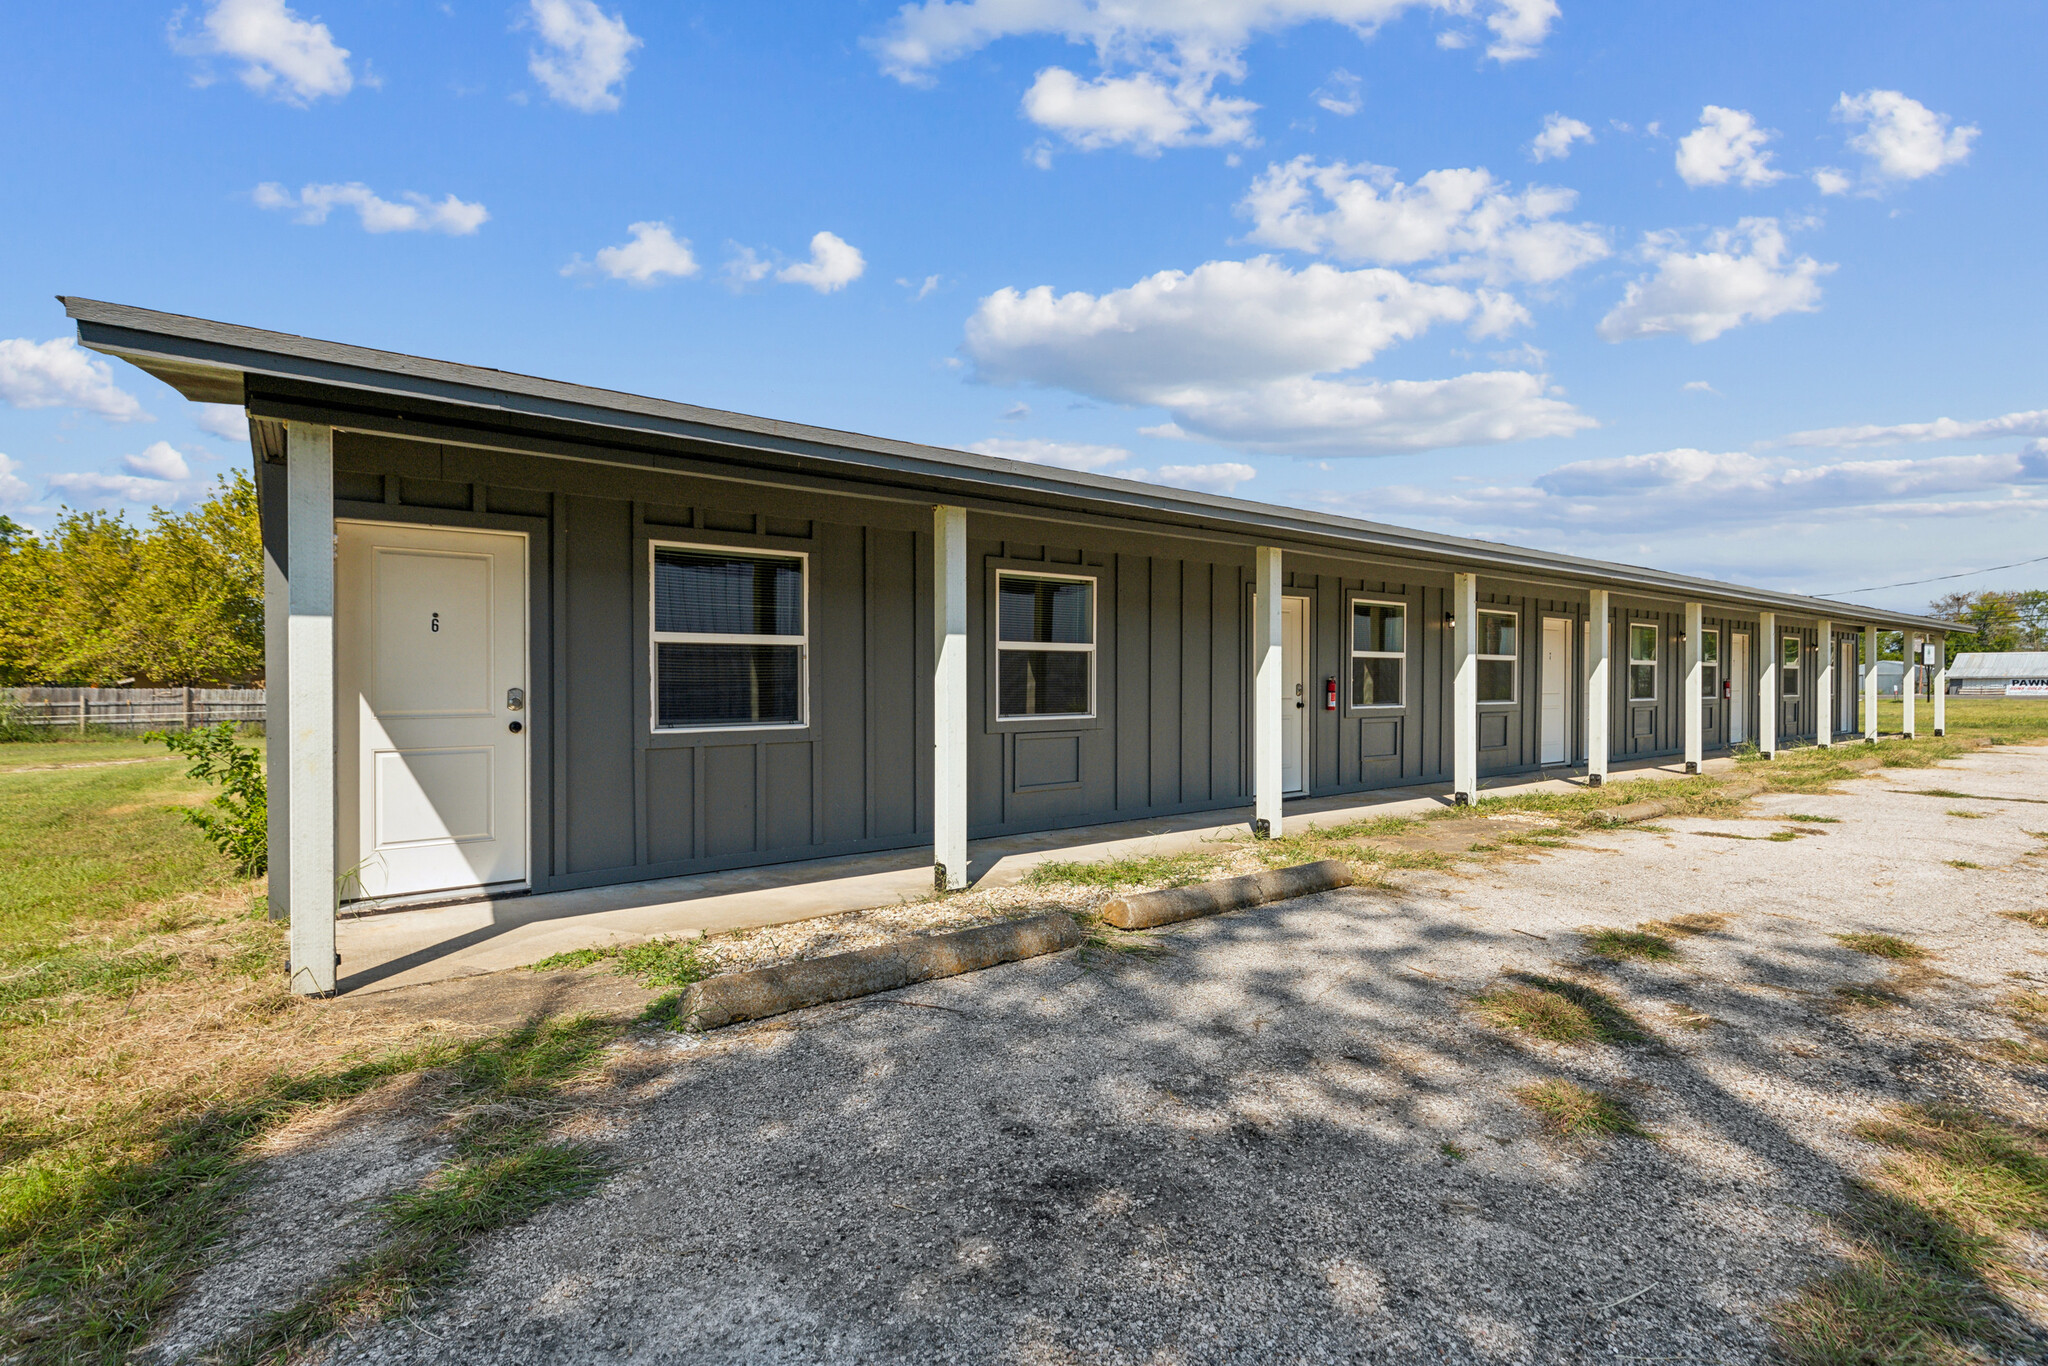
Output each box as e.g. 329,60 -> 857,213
1,1 -> 2042,613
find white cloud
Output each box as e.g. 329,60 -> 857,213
1331,442 -> 2048,536
254,182 -> 489,234
869,1 -> 1556,151
778,232 -> 866,293
1674,106 -> 1785,188
967,438 -> 1134,471
1811,167 -> 1852,196
1240,157 -> 1609,286
1682,380 -> 1717,394
191,403 -> 248,440
46,473 -> 183,505
0,455 -> 29,506
1780,407 -> 2048,450
171,0 -> 353,105
722,245 -> 774,289
123,442 -> 192,480
0,337 -> 150,422
1835,89 -> 1977,183
1123,461 -> 1258,493
1022,67 -> 1258,152
565,221 -> 700,285
1483,0 -> 1559,61
1529,112 -> 1592,162
526,0 -> 641,113
898,274 -> 942,300
965,254 -> 1591,453
1313,68 -> 1363,117
1598,218 -> 1831,343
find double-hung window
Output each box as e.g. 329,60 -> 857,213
1477,610 -> 1518,703
651,544 -> 806,730
1700,627 -> 1720,699
1350,601 -> 1405,707
1782,636 -> 1802,697
1628,623 -> 1658,701
997,572 -> 1094,718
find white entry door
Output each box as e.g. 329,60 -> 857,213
1281,596 -> 1309,794
337,522 -> 529,904
1728,633 -> 1750,745
1539,617 -> 1569,764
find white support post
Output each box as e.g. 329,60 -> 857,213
1757,610 -> 1777,759
1933,635 -> 1947,736
1902,632 -> 1918,738
1863,623 -> 1879,742
1586,589 -> 1610,788
932,505 -> 968,890
1453,572 -> 1478,804
1252,546 -> 1284,838
1816,618 -> 1833,748
284,421 -> 336,997
260,454 -> 290,922
1683,602 -> 1704,773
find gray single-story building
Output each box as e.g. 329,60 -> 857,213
1947,651 -> 2048,696
61,298 -> 1956,996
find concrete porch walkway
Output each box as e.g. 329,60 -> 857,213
335,752 -> 1744,995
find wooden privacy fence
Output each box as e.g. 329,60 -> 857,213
1,687 -> 266,733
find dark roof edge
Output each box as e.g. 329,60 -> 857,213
61,296 -> 1956,633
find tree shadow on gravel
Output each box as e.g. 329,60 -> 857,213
292,882 -> 2046,1366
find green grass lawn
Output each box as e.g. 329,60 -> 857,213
1875,695 -> 2048,744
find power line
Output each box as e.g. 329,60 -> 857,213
1821,552 -> 2048,598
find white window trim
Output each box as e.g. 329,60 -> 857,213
1627,620 -> 1659,703
648,539 -> 810,734
995,568 -> 1098,721
1477,608 -> 1520,705
1700,626 -> 1720,700
1348,596 -> 1407,710
1782,635 -> 1803,697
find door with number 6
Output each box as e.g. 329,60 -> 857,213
337,522 -> 529,904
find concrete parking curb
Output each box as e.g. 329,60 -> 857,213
1100,859 -> 1355,930
680,912 -> 1085,1030
1594,777 -> 1768,826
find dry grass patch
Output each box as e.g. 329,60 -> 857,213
1774,1103 -> 2048,1364
1641,912 -> 1730,937
1514,1079 -> 1647,1141
1470,974 -> 1648,1045
1837,933 -> 1933,962
2000,909 -> 2048,930
1833,983 -> 1911,1013
1580,927 -> 1678,962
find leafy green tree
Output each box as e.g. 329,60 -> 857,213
0,473 -> 263,686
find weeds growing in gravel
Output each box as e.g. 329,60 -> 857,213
1640,912 -> 1729,937
206,1017 -> 619,1365
1784,814 -> 1841,824
530,935 -> 712,990
1833,983 -> 1910,1012
1946,809 -> 1988,820
2000,909 -> 2048,930
1580,928 -> 1678,962
1514,1080 -> 1646,1141
1471,974 -> 1647,1045
1946,860 -> 1984,870
1022,849 -> 1230,891
1837,933 -> 1932,961
1772,1104 -> 2048,1365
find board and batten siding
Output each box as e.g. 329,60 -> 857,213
328,427 -> 1784,896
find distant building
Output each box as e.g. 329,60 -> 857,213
1947,651 -> 2048,696
1864,660 -> 1908,697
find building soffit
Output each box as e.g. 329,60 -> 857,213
63,296 -> 1953,635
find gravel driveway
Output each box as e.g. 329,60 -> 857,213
321,747 -> 2048,1365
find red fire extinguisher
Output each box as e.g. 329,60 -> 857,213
1722,678 -> 1731,700
1325,677 -> 1338,710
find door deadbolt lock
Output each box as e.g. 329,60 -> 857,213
506,687 -> 525,712
508,720 -> 524,734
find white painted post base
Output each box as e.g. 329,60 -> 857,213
1933,635 -> 1947,736
284,421 -> 336,997
1816,618 -> 1833,748
1452,573 -> 1478,805
932,505 -> 968,890
1683,602 -> 1703,774
1586,589 -> 1609,788
1252,547 -> 1283,838
1757,610 -> 1777,760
